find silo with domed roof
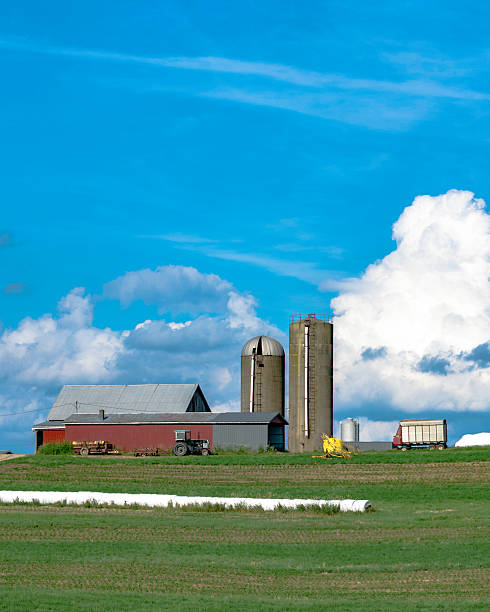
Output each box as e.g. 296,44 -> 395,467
241,336 -> 285,416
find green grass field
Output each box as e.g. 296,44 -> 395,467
0,448 -> 489,611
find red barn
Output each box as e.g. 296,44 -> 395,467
63,411 -> 286,452
65,412 -> 214,451
32,383 -> 210,451
33,384 -> 287,452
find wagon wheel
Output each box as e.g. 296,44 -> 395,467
429,445 -> 435,451
80,447 -> 89,456
400,446 -> 408,451
437,444 -> 445,450
201,448 -> 210,456
173,442 -> 188,456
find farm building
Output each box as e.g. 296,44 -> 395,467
62,412 -> 286,452
33,383 -> 210,450
32,384 -> 287,452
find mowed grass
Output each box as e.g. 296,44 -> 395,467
0,448 -> 489,611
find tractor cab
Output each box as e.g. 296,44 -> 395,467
173,430 -> 210,456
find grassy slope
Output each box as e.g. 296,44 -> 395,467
0,448 -> 489,611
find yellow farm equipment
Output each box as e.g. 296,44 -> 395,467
313,434 -> 352,459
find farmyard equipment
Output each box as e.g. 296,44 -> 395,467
313,434 -> 352,459
72,441 -> 120,456
172,430 -> 211,456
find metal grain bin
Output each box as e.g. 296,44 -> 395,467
241,336 -> 285,415
288,314 -> 333,453
341,418 -> 359,443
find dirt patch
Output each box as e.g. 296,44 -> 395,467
0,562 -> 487,598
0,454 -> 26,463
0,523 -> 484,545
1,460 -> 488,490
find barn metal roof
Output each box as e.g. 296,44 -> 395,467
32,420 -> 65,430
47,384 -> 209,421
63,411 -> 287,425
209,412 -> 287,424
241,336 -> 285,357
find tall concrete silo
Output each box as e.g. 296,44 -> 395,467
241,336 -> 285,415
288,314 -> 333,453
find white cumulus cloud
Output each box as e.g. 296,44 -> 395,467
0,287 -> 122,388
0,267 -> 284,451
331,189 -> 490,414
334,418 -> 399,441
357,418 -> 400,442
103,265 -> 233,314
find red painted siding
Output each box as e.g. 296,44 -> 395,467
43,430 -> 66,444
65,423 -> 213,452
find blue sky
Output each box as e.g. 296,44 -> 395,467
1,1 -> 489,451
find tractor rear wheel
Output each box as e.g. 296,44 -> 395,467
80,447 -> 89,456
201,448 -> 209,456
173,442 -> 188,456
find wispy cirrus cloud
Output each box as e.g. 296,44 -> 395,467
138,232 -> 218,244
383,51 -> 471,78
2,38 -> 487,100
274,243 -> 344,257
161,56 -> 326,87
2,38 -> 488,130
1,39 -> 321,84
180,244 -> 338,287
138,229 -> 341,286
3,283 -> 29,295
202,87 -> 432,130
0,233 -> 12,247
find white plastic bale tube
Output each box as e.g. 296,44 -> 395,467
0,491 -> 372,512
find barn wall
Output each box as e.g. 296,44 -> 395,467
42,430 -> 66,444
65,423 -> 213,452
212,424 -> 268,450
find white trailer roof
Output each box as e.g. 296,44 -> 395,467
400,419 -> 446,426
